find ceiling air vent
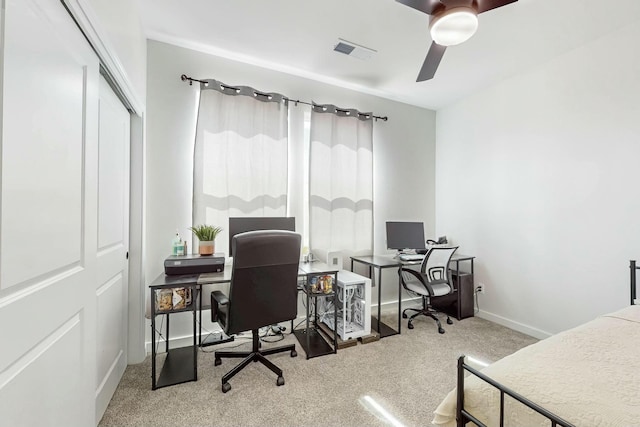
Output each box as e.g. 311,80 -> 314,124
333,38 -> 377,61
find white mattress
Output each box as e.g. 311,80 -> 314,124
433,305 -> 640,427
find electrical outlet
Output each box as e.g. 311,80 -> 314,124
476,283 -> 484,294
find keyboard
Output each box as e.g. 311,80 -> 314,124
398,254 -> 425,262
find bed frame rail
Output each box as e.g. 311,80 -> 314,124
456,355 -> 575,427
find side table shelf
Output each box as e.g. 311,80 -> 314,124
150,280 -> 198,390
155,346 -> 196,388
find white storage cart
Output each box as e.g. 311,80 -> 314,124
320,270 -> 371,341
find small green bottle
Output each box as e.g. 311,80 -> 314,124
176,236 -> 185,256
171,231 -> 181,256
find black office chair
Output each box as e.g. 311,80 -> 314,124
399,246 -> 458,334
211,230 -> 301,393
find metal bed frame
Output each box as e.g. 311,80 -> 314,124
455,260 -> 640,427
455,355 -> 575,427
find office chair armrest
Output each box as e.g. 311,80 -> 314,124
211,290 -> 229,323
399,267 -> 436,297
211,290 -> 229,306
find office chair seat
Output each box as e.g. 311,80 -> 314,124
403,278 -> 451,297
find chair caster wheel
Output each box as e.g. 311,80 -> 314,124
222,382 -> 231,393
447,318 -> 453,325
214,357 -> 222,366
290,350 -> 297,357
438,327 -> 445,334
402,313 -> 408,319
408,322 -> 414,330
276,376 -> 285,386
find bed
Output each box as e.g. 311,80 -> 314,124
432,260 -> 640,427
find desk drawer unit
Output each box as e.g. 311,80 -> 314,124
432,271 -> 474,320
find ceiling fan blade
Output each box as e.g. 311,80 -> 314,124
395,0 -> 443,15
416,42 -> 447,82
476,0 -> 517,14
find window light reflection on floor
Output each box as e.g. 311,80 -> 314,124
359,395 -> 405,427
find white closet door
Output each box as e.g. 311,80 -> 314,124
95,76 -> 130,423
0,0 -> 100,426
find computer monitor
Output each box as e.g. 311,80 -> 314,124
228,217 -> 296,257
385,221 -> 425,252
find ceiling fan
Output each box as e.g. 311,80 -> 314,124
396,0 -> 518,81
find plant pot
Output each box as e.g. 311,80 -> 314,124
198,241 -> 214,256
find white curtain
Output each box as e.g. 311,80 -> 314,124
192,82 -> 288,256
309,105 -> 373,261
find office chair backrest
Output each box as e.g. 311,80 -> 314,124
226,230 -> 301,335
420,246 -> 458,282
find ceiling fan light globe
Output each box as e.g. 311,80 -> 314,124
429,7 -> 478,46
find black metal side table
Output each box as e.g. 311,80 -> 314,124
293,262 -> 339,359
149,274 -> 199,390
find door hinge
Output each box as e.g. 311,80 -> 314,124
126,251 -> 129,260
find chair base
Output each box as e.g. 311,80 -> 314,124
214,329 -> 297,393
402,298 -> 452,334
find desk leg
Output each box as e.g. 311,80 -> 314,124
454,260 -> 461,320
306,280 -> 310,359
198,285 -> 202,347
375,266 -> 382,335
165,312 -> 170,353
397,269 -> 402,334
373,266 -> 400,338
333,272 -> 338,352
192,285 -> 197,381
151,289 -> 157,390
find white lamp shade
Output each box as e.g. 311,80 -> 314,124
429,7 -> 479,46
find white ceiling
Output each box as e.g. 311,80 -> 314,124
135,0 -> 640,110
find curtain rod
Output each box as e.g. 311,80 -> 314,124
180,74 -> 388,122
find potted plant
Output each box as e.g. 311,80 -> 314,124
189,224 -> 223,256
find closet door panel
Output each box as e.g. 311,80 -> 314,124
0,0 -> 100,426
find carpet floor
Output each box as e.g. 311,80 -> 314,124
99,314 -> 537,427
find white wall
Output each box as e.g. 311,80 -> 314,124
84,0 -> 147,106
145,40 -> 436,344
436,20 -> 640,338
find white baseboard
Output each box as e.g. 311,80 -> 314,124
144,298 -> 421,355
144,299 -> 551,354
146,334 -> 198,355
145,319 -> 301,355
377,296 -> 421,313
382,297 -> 552,340
477,309 -> 551,340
